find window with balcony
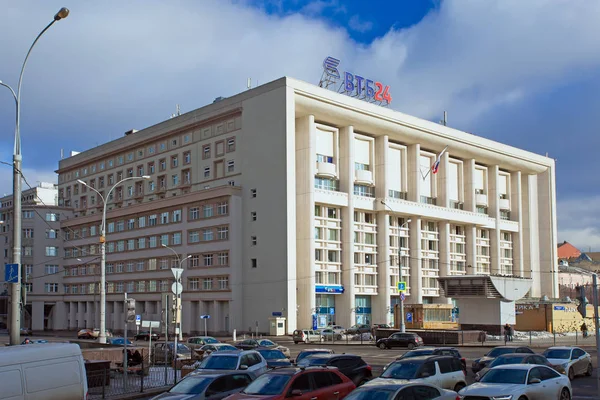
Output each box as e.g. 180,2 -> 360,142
354,184 -> 374,197
315,177 -> 339,191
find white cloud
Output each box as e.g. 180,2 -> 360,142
557,196 -> 600,251
0,167 -> 57,198
348,15 -> 373,33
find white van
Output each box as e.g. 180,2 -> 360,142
0,343 -> 88,400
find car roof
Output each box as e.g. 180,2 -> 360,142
496,353 -> 529,358
299,349 -> 334,353
307,353 -> 358,360
547,346 -> 578,350
495,345 -> 529,349
358,380 -> 434,390
269,366 -> 339,375
187,370 -> 250,378
256,346 -> 284,351
395,355 -> 454,362
491,364 -> 545,371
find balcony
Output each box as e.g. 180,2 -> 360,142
354,184 -> 374,198
450,200 -> 464,210
354,169 -> 373,185
316,161 -> 337,178
498,197 -> 510,210
315,177 -> 339,192
388,190 -> 407,200
475,191 -> 488,206
420,196 -> 437,205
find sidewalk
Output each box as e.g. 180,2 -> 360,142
87,365 -> 180,400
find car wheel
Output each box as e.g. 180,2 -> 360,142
560,388 -> 571,400
407,343 -> 415,350
586,363 -> 593,376
378,343 -> 387,350
294,341 -> 298,344
336,334 -> 342,340
453,382 -> 465,392
518,397 -> 528,400
568,368 -> 575,380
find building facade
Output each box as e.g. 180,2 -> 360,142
48,77 -> 559,334
0,183 -> 72,331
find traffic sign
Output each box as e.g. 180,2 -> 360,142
397,281 -> 406,292
200,315 -> 210,319
400,293 -> 406,302
171,282 -> 183,295
135,315 -> 141,326
4,264 -> 18,283
406,312 -> 413,323
329,307 -> 335,315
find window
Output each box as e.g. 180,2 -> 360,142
251,211 -> 257,221
251,236 -> 257,246
184,134 -> 190,143
172,232 -> 182,245
172,209 -> 182,222
190,207 -> 200,220
161,234 -> 169,246
227,160 -> 234,172
161,212 -> 169,224
149,214 -> 158,226
218,276 -> 229,289
45,246 -> 58,256
149,236 -> 157,248
138,237 -> 146,249
327,208 -> 338,219
251,188 -> 257,198
204,254 -> 213,266
203,205 -> 214,218
227,138 -> 236,152
251,258 -> 257,268
45,283 -> 59,293
204,167 -> 210,178
184,151 -> 191,164
172,156 -> 179,168
23,210 -> 34,219
189,231 -> 200,243
116,220 -> 125,232
127,218 -> 135,230
46,213 -> 59,221
159,158 -> 167,171
218,227 -> 229,240
172,174 -> 179,186
127,239 -> 135,250
126,262 -> 134,272
203,144 -> 211,159
189,278 -> 199,290
217,202 -> 228,215
218,252 -> 229,265
203,229 -> 214,241
203,278 -> 213,290
23,228 -> 34,238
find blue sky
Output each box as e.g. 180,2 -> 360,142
1,0 -> 600,248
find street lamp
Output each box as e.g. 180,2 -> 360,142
1,7 -> 70,346
78,175 -> 150,343
381,200 -> 410,333
162,243 -> 191,342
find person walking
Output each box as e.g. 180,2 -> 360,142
478,330 -> 487,345
504,324 -> 511,343
581,322 -> 589,338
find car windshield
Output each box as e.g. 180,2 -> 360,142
242,374 -> 291,395
543,349 -> 571,359
380,361 -> 420,379
401,350 -> 434,359
203,337 -> 219,344
487,348 -> 520,357
296,351 -> 329,363
344,388 -> 396,400
259,340 -> 276,346
490,355 -> 525,367
200,355 -> 239,370
480,368 -> 527,384
298,356 -> 328,367
258,349 -> 286,360
168,376 -> 212,394
174,344 -> 190,352
216,345 -> 237,351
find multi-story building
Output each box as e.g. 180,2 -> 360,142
53,76 -> 558,334
0,183 -> 72,331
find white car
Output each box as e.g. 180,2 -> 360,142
543,346 -> 593,380
320,328 -> 346,341
366,355 -> 467,392
326,325 -> 346,334
292,329 -> 323,344
193,350 -> 268,377
345,381 -> 457,400
458,364 -> 572,400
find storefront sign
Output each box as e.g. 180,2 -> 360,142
315,285 -> 345,294
319,56 -> 392,105
554,306 -> 565,311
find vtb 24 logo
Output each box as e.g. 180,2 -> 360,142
323,56 -> 392,104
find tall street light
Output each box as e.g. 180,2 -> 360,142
2,7 -> 70,346
78,175 -> 150,343
381,200 -> 410,333
162,243 -> 190,342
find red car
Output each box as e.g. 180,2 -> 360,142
225,366 -> 355,400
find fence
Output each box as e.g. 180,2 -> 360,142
86,356 -> 182,399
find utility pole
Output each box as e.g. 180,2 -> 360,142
592,274 -> 600,399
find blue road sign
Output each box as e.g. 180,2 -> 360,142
329,307 -> 335,315
312,314 -> 318,330
200,315 -> 210,319
400,293 -> 406,302
136,315 -> 141,321
4,264 -> 18,283
406,312 -> 413,323
397,281 -> 406,292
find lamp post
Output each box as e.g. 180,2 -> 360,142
78,176 -> 150,343
1,7 -> 70,346
162,244 -> 191,342
381,201 -> 410,333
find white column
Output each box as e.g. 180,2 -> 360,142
409,217 -> 423,304
537,167 -> 559,298
464,159 -> 476,213
438,222 -> 451,304
213,301 -> 221,334
407,144 -> 421,202
465,225 -> 477,275
522,174 -> 540,296
373,136 -> 390,325
437,152 -> 450,208
489,165 -> 501,275
295,115 -> 316,329
338,126 -> 355,327
511,171 -> 524,277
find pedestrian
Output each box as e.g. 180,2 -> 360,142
21,338 -> 31,345
581,322 -> 588,338
504,324 -> 511,343
478,330 -> 487,345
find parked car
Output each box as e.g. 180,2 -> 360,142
134,330 -> 160,341
471,345 -> 534,373
476,353 -> 566,381
292,329 -> 323,344
107,337 -> 133,346
458,364 -> 572,400
296,354 -> 372,386
376,332 -> 423,350
234,339 -> 290,358
194,343 -> 239,360
294,348 -> 334,365
370,355 -> 466,392
187,336 -> 220,351
256,347 -> 293,369
326,325 -> 346,334
544,346 -> 593,380
153,342 -> 192,364
345,381 -> 457,400
77,329 -> 94,339
390,347 -> 466,373
193,350 -> 268,376
151,370 -> 255,400
320,328 -> 346,341
346,324 -> 372,335
226,366 -> 355,400
20,327 -> 32,335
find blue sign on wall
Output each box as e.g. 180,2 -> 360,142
315,285 -> 345,294
272,312 -> 283,317
554,306 -> 565,311
4,264 -> 18,284
329,307 -> 335,315
312,314 -> 318,330
406,312 -> 413,323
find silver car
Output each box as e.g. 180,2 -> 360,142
543,346 -> 593,380
345,381 -> 456,400
458,364 -> 572,400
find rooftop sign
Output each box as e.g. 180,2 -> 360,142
319,56 -> 392,106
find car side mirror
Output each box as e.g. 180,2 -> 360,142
290,389 -> 303,397
529,378 -> 541,384
240,364 -> 249,370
